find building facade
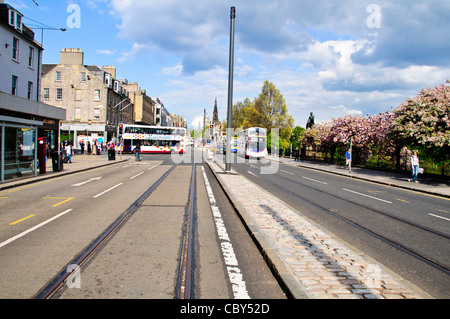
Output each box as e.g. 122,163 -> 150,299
0,3 -> 65,184
41,49 -> 134,148
122,82 -> 155,125
152,97 -> 171,127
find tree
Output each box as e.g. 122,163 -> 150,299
393,84 -> 450,174
232,80 -> 294,147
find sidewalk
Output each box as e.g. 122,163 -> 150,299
206,157 -> 435,299
269,155 -> 450,198
0,152 -> 131,192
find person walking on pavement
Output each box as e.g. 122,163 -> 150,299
409,150 -> 420,183
65,143 -> 73,163
135,142 -> 141,161
345,148 -> 352,172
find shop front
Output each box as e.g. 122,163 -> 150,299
0,93 -> 66,184
1,116 -> 40,183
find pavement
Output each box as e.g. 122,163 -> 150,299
271,155 -> 450,198
0,151 -> 131,192
2,150 -> 447,299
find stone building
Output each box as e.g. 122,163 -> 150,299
0,3 -> 65,183
121,82 -> 155,125
41,49 -> 134,148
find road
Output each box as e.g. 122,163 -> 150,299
218,153 -> 449,298
0,149 -> 285,299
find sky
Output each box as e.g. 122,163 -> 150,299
8,0 -> 450,130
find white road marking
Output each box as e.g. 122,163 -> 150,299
429,213 -> 450,221
130,172 -> 144,179
201,166 -> 250,299
342,188 -> 392,203
280,169 -> 295,175
0,209 -> 73,248
147,161 -> 163,170
93,183 -> 123,198
302,176 -> 328,184
71,176 -> 102,187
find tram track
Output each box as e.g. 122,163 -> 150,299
175,163 -> 197,299
35,161 -> 183,299
243,164 -> 450,276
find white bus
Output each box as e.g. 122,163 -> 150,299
238,127 -> 267,159
122,124 -> 186,154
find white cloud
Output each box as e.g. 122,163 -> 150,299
85,0 -> 450,127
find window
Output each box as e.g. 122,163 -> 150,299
8,10 -> 22,31
12,37 -> 19,61
56,71 -> 61,81
75,108 -> 81,120
94,108 -> 100,120
56,88 -> 63,100
9,10 -> 15,26
94,89 -> 101,101
43,88 -> 49,100
80,72 -> 86,82
16,14 -> 22,31
75,89 -> 82,101
11,75 -> 18,95
27,82 -> 33,100
28,47 -> 34,68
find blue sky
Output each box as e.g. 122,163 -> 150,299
8,0 -> 450,129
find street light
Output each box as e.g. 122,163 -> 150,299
36,27 -> 66,47
225,6 -> 236,173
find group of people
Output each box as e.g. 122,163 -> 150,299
79,140 -> 104,155
61,139 -> 109,164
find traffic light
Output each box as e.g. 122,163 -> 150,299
118,123 -> 123,135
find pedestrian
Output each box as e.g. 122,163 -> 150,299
65,143 -> 72,163
409,150 -> 420,183
345,149 -> 352,171
135,142 -> 141,161
80,140 -> 85,155
295,147 -> 300,161
87,141 -> 91,155
301,145 -> 306,162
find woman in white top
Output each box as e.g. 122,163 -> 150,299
409,150 -> 419,183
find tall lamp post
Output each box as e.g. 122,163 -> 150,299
225,6 -> 236,173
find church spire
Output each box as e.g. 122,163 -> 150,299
213,98 -> 219,124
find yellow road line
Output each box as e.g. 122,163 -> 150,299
9,214 -> 36,226
395,198 -> 410,203
44,197 -> 74,207
436,209 -> 449,214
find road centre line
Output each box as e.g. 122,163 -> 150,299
147,161 -> 163,170
0,209 -> 73,248
302,176 -> 328,184
93,183 -> 123,198
130,172 -> 144,179
201,166 -> 250,299
280,169 -> 295,175
342,188 -> 392,203
429,214 -> 450,222
9,214 -> 36,226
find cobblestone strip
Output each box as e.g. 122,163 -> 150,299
209,161 -> 424,299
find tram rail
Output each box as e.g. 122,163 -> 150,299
35,162 -> 186,299
246,165 -> 450,276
